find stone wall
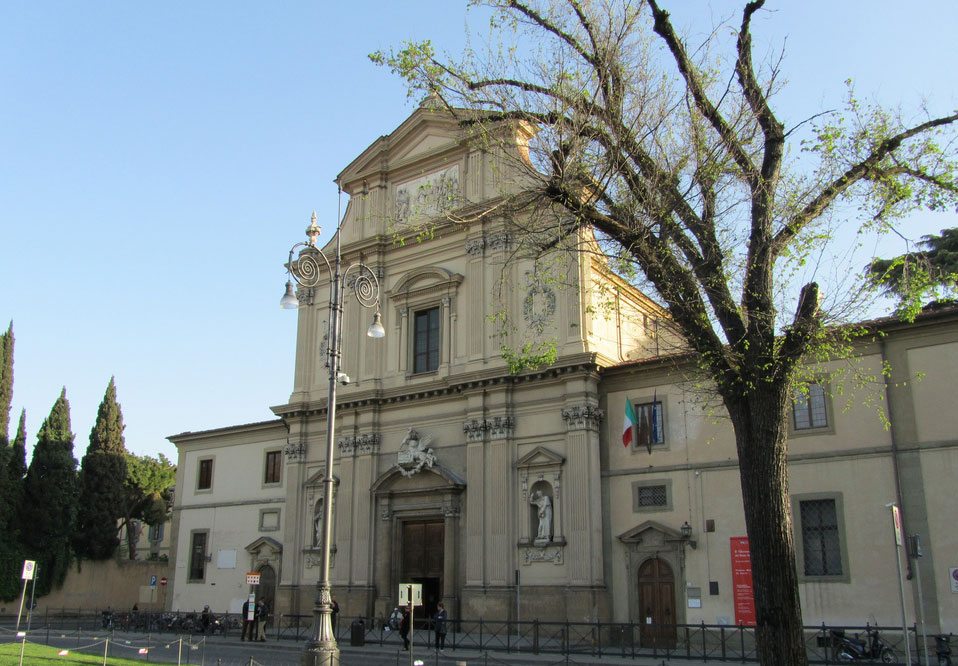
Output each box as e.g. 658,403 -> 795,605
3,559 -> 173,614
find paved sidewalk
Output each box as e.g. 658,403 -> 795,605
1,628 -> 724,665
186,634 -> 715,666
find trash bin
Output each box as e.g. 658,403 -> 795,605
350,619 -> 365,646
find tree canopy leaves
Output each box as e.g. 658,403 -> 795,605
866,227 -> 958,318
74,377 -> 129,560
21,389 -> 78,595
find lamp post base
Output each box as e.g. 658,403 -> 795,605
301,641 -> 340,666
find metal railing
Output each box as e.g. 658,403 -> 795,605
0,610 -> 943,664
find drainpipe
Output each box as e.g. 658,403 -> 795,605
880,337 -> 913,579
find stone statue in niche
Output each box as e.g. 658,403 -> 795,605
530,490 -> 553,545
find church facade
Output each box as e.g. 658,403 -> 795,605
168,106 -> 958,636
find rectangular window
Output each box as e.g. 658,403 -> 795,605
148,523 -> 164,542
633,400 -> 665,448
792,383 -> 828,430
197,458 -> 213,490
188,531 -> 208,581
264,450 -> 282,484
632,479 -> 672,512
413,307 -> 440,374
799,499 -> 842,576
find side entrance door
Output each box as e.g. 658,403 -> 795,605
638,557 -> 676,648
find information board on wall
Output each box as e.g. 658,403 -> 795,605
730,536 -> 756,627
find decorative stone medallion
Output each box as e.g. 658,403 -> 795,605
524,284 -> 556,332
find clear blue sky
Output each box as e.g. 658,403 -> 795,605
1,1 -> 956,461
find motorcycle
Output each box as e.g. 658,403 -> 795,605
830,627 -> 896,663
936,634 -> 952,666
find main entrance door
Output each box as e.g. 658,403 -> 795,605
638,558 -> 676,648
402,521 -> 444,622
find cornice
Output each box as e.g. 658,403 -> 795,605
271,355 -> 603,419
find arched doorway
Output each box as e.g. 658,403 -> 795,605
257,564 -> 277,619
638,558 -> 676,648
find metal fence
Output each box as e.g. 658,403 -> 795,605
328,616 -> 938,664
0,609 -> 944,664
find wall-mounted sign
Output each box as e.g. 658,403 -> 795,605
730,537 -> 756,627
949,568 -> 958,593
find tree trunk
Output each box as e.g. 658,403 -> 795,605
125,519 -> 138,560
727,384 -> 809,666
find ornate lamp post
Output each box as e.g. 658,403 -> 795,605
281,210 -> 385,666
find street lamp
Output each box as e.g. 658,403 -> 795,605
282,209 -> 385,666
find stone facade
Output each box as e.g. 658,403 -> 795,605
168,106 -> 958,633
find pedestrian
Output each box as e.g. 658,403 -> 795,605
201,605 -> 212,634
255,600 -> 267,642
241,599 -> 254,641
331,598 -> 340,636
399,606 -> 410,651
434,602 -> 447,651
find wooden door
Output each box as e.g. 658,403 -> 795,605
638,558 -> 676,648
402,521 -> 444,579
257,564 -> 276,622
401,521 -> 444,623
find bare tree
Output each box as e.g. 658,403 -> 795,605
373,1 -> 958,663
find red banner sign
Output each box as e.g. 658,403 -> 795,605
730,536 -> 756,626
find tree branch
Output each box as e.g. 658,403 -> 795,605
773,111 -> 958,254
648,0 -> 757,180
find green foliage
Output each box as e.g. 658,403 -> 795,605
500,340 -> 558,374
20,389 -> 78,596
865,227 -> 958,319
120,452 -> 175,560
74,378 -> 129,560
0,322 -> 13,444
0,324 -> 16,601
0,410 -> 27,601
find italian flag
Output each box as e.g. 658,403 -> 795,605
622,398 -> 637,448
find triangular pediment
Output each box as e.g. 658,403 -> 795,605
618,520 -> 683,544
245,536 -> 283,555
338,105 -> 464,190
305,471 -> 340,487
516,446 -> 565,469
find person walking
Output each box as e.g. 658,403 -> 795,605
434,602 -> 448,652
241,599 -> 254,641
331,598 -> 340,636
399,606 -> 410,651
201,605 -> 212,634
255,600 -> 267,642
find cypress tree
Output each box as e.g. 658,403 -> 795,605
0,325 -> 19,602
21,389 -> 78,595
0,323 -> 13,444
74,378 -> 128,560
7,410 -> 27,483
